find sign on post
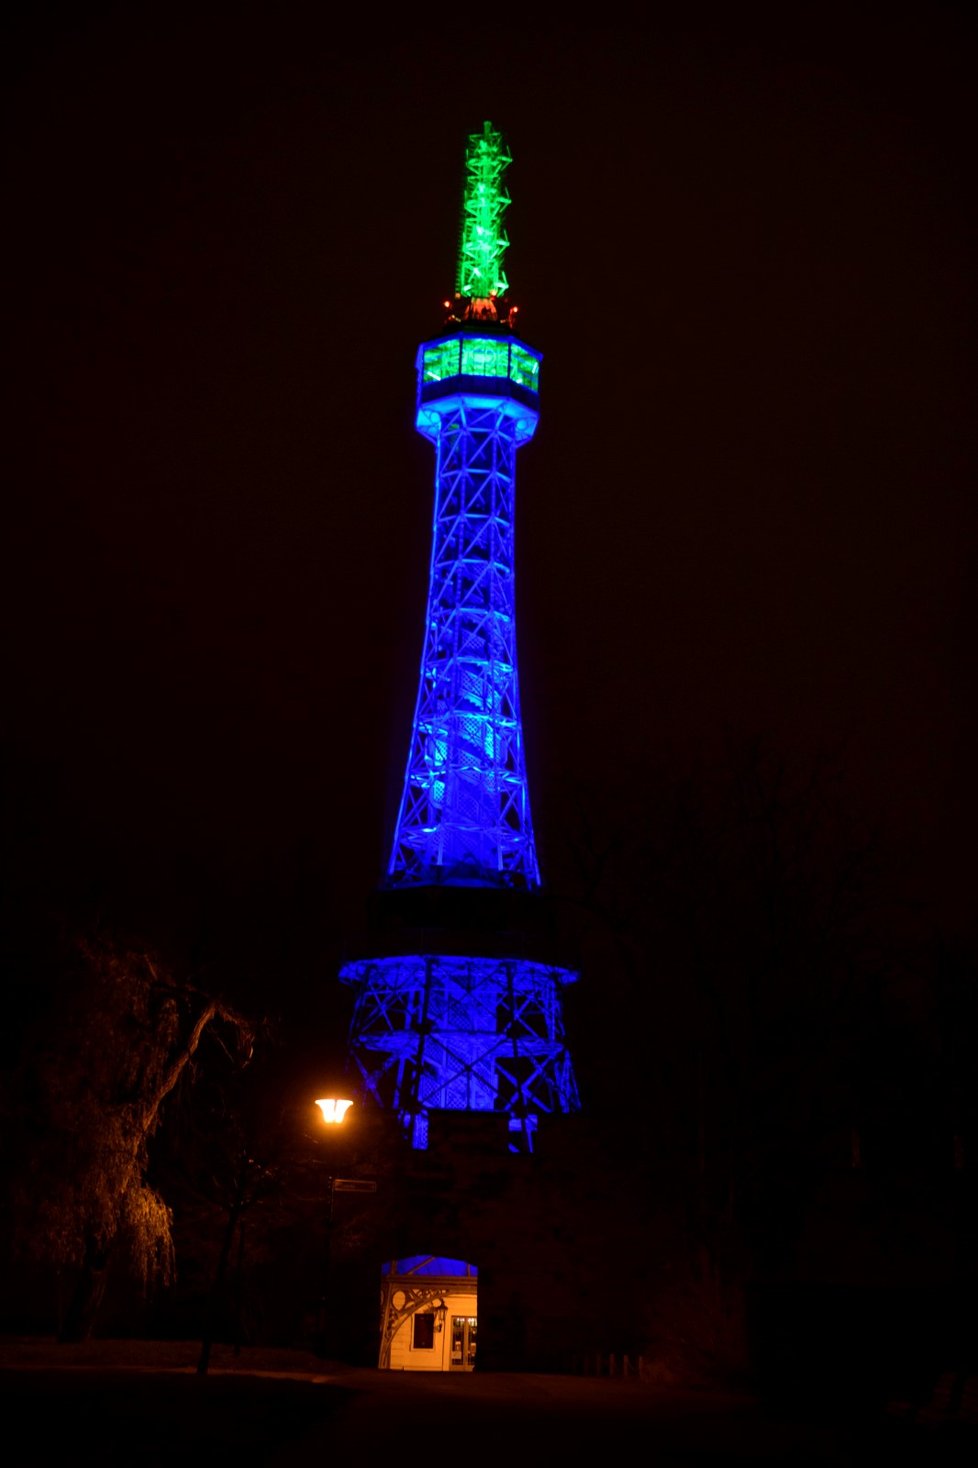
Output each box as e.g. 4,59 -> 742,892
333,1178 -> 378,1193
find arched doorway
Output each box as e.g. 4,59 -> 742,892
378,1255 -> 477,1371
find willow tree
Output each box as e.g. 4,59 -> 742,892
4,933 -> 254,1341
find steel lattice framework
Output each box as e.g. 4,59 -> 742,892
387,386 -> 540,888
342,954 -> 579,1151
455,120 -> 512,301
340,123 -> 579,1152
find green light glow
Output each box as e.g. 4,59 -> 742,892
461,337 -> 509,378
421,339 -> 461,383
455,121 -> 511,300
421,337 -> 541,394
509,344 -> 539,391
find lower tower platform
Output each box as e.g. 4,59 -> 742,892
340,887 -> 579,1153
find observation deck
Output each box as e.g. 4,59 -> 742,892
416,332 -> 541,444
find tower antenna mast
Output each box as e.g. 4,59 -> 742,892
452,120 -> 513,320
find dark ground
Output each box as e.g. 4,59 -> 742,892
1,1336 -> 975,1466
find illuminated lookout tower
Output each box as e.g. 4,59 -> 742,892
341,122 -> 579,1153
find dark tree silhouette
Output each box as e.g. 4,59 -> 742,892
1,932 -> 253,1340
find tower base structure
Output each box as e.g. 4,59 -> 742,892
324,1105 -> 641,1374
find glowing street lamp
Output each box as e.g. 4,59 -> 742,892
315,1097 -> 353,1125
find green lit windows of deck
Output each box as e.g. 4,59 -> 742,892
422,339 -> 462,382
460,337 -> 510,379
421,337 -> 540,393
509,344 -> 539,391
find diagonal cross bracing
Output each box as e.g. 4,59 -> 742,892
342,126 -> 579,1157
339,953 -> 580,1148
388,401 -> 539,886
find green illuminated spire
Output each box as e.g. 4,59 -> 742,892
454,121 -> 512,302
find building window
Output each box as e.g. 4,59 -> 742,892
413,1313 -> 435,1350
422,340 -> 461,382
509,344 -> 539,391
461,337 -> 509,378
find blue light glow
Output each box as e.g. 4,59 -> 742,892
386,340 -> 543,888
339,952 -> 580,1150
341,129 -> 580,1158
382,1257 -> 478,1277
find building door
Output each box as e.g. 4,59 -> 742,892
450,1314 -> 477,1371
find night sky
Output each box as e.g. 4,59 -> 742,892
3,4 -> 975,1086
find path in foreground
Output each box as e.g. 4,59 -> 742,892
0,1343 -> 974,1466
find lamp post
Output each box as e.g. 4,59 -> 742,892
313,1096 -> 353,1354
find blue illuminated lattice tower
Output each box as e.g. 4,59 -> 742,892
340,123 -> 579,1152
